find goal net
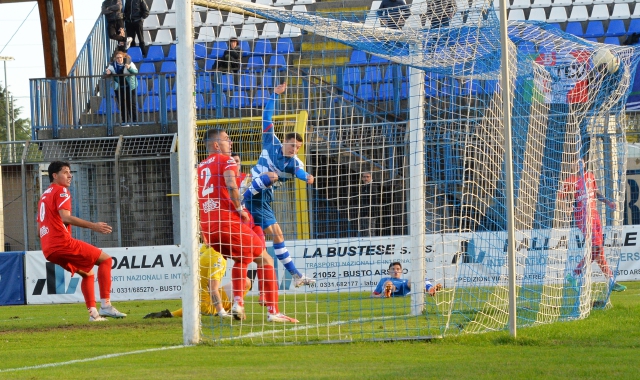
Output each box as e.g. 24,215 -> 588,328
186,0 -> 640,343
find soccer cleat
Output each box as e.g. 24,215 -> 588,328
565,273 -> 577,288
611,282 -> 627,292
294,274 -> 316,288
267,313 -> 299,323
143,309 -> 173,319
89,315 -> 108,322
99,305 -> 127,318
216,310 -> 233,319
125,37 -> 133,50
231,302 -> 246,321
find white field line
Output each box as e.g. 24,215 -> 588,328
0,345 -> 188,373
2,314 -> 412,372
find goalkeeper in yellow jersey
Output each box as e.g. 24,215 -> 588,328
144,245 -> 251,319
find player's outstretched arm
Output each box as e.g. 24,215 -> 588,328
59,209 -> 112,234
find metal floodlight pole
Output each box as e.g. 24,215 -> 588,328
0,56 -> 15,143
497,1 -> 517,338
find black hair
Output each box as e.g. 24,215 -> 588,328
231,152 -> 240,157
285,132 -> 303,143
389,261 -> 402,269
204,128 -> 224,142
48,161 -> 71,182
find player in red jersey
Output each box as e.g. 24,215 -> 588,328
561,159 -> 626,292
198,129 -> 297,322
37,161 -> 127,321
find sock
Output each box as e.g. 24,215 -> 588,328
232,262 -> 249,306
242,174 -> 272,201
258,265 -> 279,314
81,275 -> 96,309
98,258 -> 113,304
172,309 -> 182,317
88,306 -> 99,318
274,241 -> 302,277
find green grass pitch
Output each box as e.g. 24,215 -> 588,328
1,282 -> 639,379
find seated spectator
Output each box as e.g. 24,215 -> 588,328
371,262 -> 442,298
377,0 -> 410,29
216,37 -> 241,73
105,51 -> 138,124
102,0 -> 132,51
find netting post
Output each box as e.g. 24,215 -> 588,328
498,0 -> 517,338
176,0 -> 200,345
408,66 -> 426,316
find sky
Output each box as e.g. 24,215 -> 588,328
0,0 -> 101,121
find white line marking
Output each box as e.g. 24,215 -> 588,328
219,314 -> 408,341
0,345 -> 188,373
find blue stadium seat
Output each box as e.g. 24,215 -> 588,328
546,23 -> 562,31
424,75 -> 438,97
629,19 -> 640,35
128,47 -> 143,63
205,59 -> 217,71
349,50 -> 368,65
138,62 -> 156,75
342,85 -> 355,102
383,65 -> 403,83
268,55 -> 287,70
603,36 -> 620,45
484,80 -> 500,95
363,66 -> 382,84
229,90 -> 250,108
252,89 -> 271,107
275,38 -> 295,54
207,93 -> 228,109
194,43 -> 207,59
262,72 -> 274,89
97,97 -> 119,114
356,84 -> 374,101
240,40 -> 251,57
584,21 -> 605,38
565,22 -> 584,37
221,73 -> 235,91
605,20 -> 626,37
142,95 -> 160,112
400,82 -> 408,99
195,93 -> 206,109
517,41 -> 537,55
167,94 -> 178,111
166,44 -> 177,61
343,67 -> 361,85
160,61 -> 177,75
136,77 -> 150,96
377,83 -> 393,100
246,56 -> 265,71
460,79 -> 482,96
238,73 -> 257,89
253,39 -> 274,56
209,41 -> 228,59
167,77 -> 177,94
441,77 -> 460,96
369,55 -> 389,65
196,73 -> 213,93
143,45 -> 165,62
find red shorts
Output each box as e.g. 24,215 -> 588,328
44,239 -> 103,276
202,220 -> 264,263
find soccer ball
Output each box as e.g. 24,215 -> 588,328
592,48 -> 620,75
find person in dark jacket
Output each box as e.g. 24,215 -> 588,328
216,37 -> 241,73
102,0 -> 131,51
354,172 -> 380,237
377,0 -> 410,29
124,0 -> 150,56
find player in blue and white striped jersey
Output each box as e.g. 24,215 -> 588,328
241,83 -> 315,287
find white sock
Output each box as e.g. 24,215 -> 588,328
101,300 -> 111,308
88,307 -> 99,317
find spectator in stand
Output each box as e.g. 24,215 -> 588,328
124,0 -> 150,57
102,0 -> 132,52
216,37 -> 241,73
354,172 -> 380,237
377,0 -> 410,29
422,0 -> 457,28
105,51 -> 138,125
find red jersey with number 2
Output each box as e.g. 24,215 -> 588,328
37,184 -> 73,254
198,153 -> 240,228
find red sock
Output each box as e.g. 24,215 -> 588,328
259,265 -> 279,314
97,257 -> 113,300
81,275 -> 96,309
232,261 -> 249,306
